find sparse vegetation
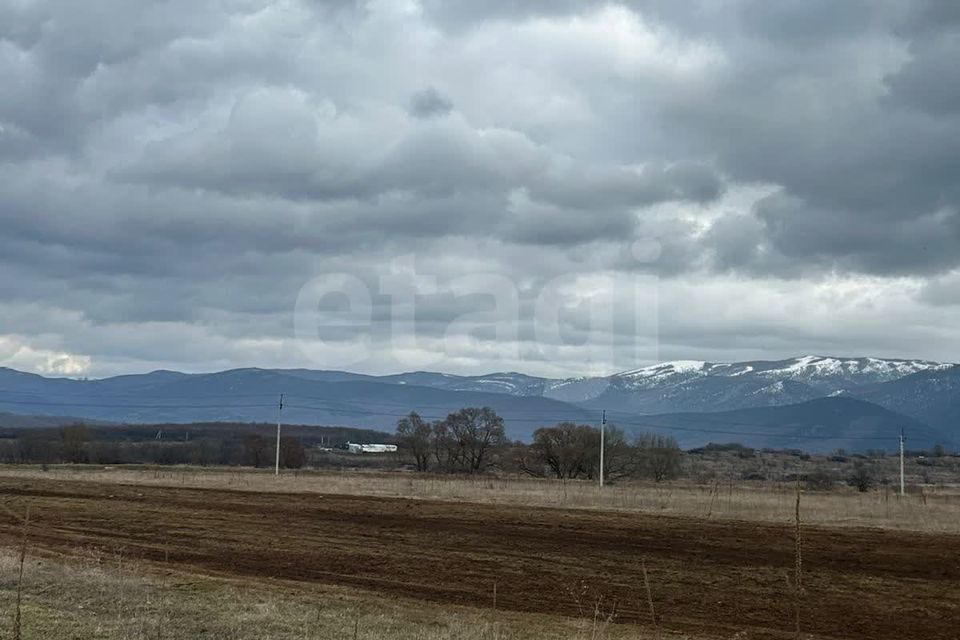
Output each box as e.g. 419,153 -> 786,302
804,466 -> 836,491
848,461 -> 876,492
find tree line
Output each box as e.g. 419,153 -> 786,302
0,423 -> 341,469
8,409 -> 940,489
395,407 -> 682,482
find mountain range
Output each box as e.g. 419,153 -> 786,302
0,355 -> 956,452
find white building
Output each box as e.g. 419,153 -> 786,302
345,443 -> 398,454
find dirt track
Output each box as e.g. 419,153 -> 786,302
0,477 -> 957,639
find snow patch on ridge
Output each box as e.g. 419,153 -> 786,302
769,355 -> 947,382
619,360 -> 709,379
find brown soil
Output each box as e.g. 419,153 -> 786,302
0,477 -> 957,639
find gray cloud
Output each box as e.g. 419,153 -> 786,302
885,32 -> 960,115
2,1 -> 960,376
409,87 -> 454,119
919,272 -> 960,307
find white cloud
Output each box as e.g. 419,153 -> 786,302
0,335 -> 92,376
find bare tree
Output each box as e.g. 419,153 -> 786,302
431,420 -> 455,471
635,433 -> 682,482
599,425 -> 637,482
396,412 -> 432,471
805,466 -> 835,491
524,423 -> 599,479
189,439 -> 215,467
60,423 -> 89,464
848,461 -> 875,492
279,436 -> 306,469
18,430 -> 58,465
243,434 -> 270,468
438,407 -> 505,473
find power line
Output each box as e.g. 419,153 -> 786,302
275,393 -> 284,477
599,409 -> 606,489
899,427 -> 906,496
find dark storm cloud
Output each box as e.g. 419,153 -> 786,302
885,33 -> 960,115
753,194 -> 960,276
637,1 -> 960,277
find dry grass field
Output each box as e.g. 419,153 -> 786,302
0,467 -> 957,639
1,464 -> 958,532
0,549 -> 656,640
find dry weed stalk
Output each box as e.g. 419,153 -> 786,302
794,475 -> 803,640
155,545 -> 169,640
588,595 -> 616,640
13,505 -> 30,640
706,480 -> 720,518
641,558 -> 660,640
491,580 -> 501,640
568,580 -> 590,617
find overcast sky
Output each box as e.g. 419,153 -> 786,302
2,0 -> 960,379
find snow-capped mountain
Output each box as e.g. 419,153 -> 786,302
535,356 -> 952,413
611,356 -> 947,389
614,360 -> 715,388
284,356 -> 955,417
718,355 -> 950,387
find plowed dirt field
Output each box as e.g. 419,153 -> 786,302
1,477 -> 957,639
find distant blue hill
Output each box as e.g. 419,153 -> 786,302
0,367 -> 592,441
0,357 -> 954,450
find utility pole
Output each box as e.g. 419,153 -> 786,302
275,393 -> 284,476
599,410 -> 606,489
899,427 -> 905,497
